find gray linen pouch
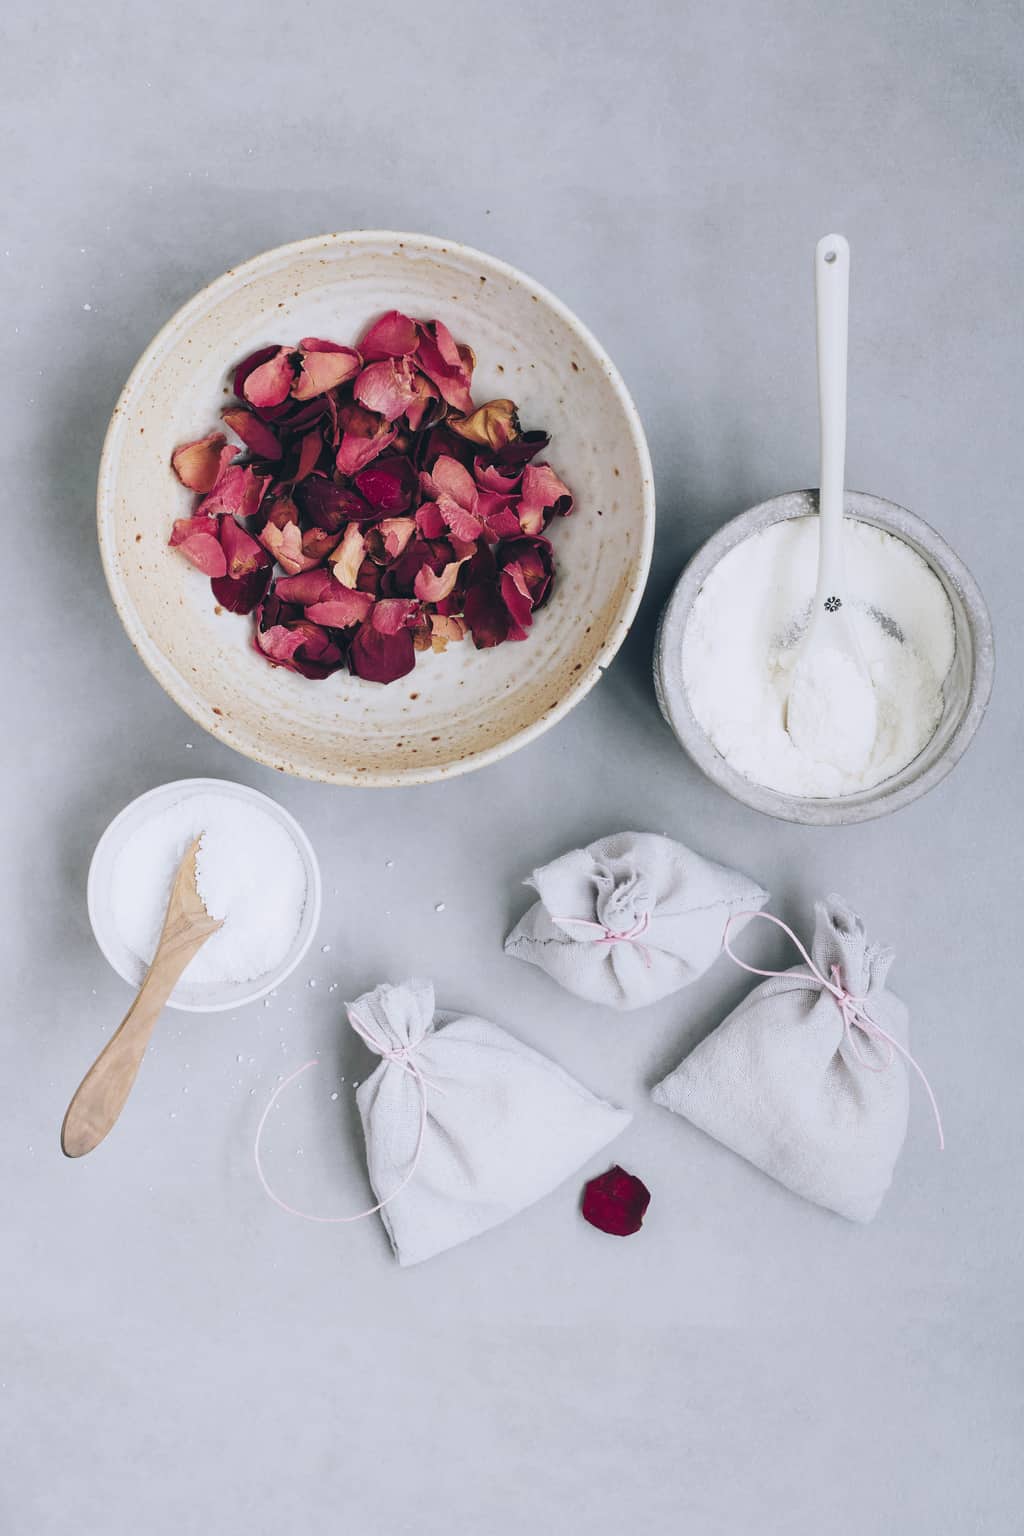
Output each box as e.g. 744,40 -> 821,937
504,831 -> 768,1011
653,896 -> 911,1222
354,980 -> 631,1266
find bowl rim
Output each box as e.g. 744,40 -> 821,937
97,229 -> 656,788
86,776 -> 323,1012
654,489 -> 995,826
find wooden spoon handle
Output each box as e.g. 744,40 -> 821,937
61,924 -> 212,1159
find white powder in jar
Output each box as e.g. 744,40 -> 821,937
109,792 -> 308,986
681,517 -> 956,797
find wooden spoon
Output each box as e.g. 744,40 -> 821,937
61,837 -> 224,1158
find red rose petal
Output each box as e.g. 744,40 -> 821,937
335,403 -> 399,476
464,580 -> 512,648
581,1166 -> 651,1237
355,456 -> 416,513
349,620 -> 416,684
414,502 -> 446,539
210,562 -> 272,614
219,516 -> 268,580
220,409 -> 283,462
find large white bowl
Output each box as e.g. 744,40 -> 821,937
98,232 -> 655,785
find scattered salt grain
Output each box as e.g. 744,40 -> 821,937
321,944 -> 331,953
330,1092 -> 339,1101
435,902 -> 446,913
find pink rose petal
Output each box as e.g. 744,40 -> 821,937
413,555 -> 469,603
242,347 -> 296,409
415,319 -> 474,413
171,432 -> 236,493
292,344 -> 361,400
358,310 -> 419,361
378,517 -> 417,560
353,358 -> 421,422
169,516 -> 228,577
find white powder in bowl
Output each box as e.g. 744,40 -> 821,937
681,517 -> 956,798
109,792 -> 308,986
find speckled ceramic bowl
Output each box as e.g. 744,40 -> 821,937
654,490 -> 994,825
98,232 -> 655,785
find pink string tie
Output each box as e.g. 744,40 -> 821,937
254,1003 -> 437,1225
552,909 -> 653,968
722,910 -> 944,1150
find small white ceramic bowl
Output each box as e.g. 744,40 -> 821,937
87,778 -> 322,1012
655,490 -> 994,825
98,232 -> 655,786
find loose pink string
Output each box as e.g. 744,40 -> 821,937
722,910 -> 944,1150
253,1005 -> 434,1224
552,910 -> 653,968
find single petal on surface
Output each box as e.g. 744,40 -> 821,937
581,1166 -> 651,1237
349,619 -> 416,684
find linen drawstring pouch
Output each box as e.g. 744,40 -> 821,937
258,978 -> 631,1266
504,831 -> 769,1010
652,896 -> 943,1223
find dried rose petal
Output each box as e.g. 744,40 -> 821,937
463,579 -> 514,648
413,556 -> 469,603
220,409 -> 283,462
219,516 -> 268,579
169,516 -> 228,577
474,456 -> 523,494
477,492 -> 522,541
273,570 -> 334,606
414,502 -> 446,539
329,523 -> 365,588
359,310 -> 419,361
420,454 -> 478,511
295,477 -> 375,532
354,456 -> 416,513
306,584 -> 374,628
242,347 -> 296,410
414,319 -> 474,413
233,346 -> 280,399
300,526 -> 343,564
404,371 -> 441,432
581,1166 -> 651,1237
353,358 -> 421,423
255,596 -> 346,679
377,517 -> 417,559
430,613 -> 467,651
259,504 -> 321,576
171,432 -> 236,492
210,562 -> 272,614
499,535 -> 554,608
348,614 -> 415,683
292,430 -> 323,483
517,463 -> 574,534
448,398 -> 521,451
336,403 -> 399,476
198,463 -> 269,521
292,343 -> 361,401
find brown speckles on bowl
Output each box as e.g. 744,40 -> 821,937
97,230 -> 655,787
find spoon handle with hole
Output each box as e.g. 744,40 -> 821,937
814,233 -> 850,611
60,925 -> 212,1159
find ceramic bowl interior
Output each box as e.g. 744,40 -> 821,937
87,778 -> 322,1012
654,490 -> 994,825
98,232 -> 655,786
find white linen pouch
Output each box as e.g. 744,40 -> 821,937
354,979 -> 631,1265
652,897 -> 911,1222
504,831 -> 768,1011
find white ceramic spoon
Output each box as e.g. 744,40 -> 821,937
786,233 -> 877,774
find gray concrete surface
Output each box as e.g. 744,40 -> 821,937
3,2 -> 1021,1532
